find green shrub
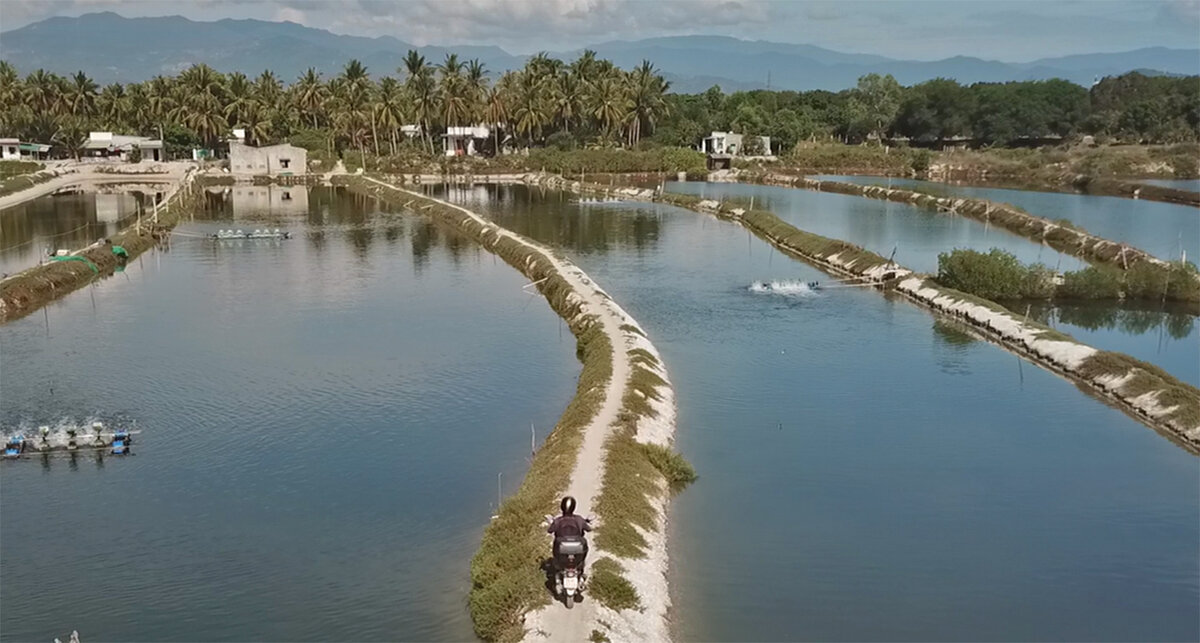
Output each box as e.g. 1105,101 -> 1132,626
127,146 -> 142,163
640,443 -> 697,492
1059,265 -> 1124,299
936,248 -> 1051,300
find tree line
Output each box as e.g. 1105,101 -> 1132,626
655,71 -> 1199,152
0,50 -> 1195,161
0,51 -> 670,160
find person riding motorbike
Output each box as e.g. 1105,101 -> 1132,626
547,496 -> 592,576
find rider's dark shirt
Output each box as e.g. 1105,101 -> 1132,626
548,514 -> 591,539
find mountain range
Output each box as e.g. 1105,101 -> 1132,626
2,12 -> 1197,92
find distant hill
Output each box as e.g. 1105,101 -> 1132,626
2,13 -> 1197,91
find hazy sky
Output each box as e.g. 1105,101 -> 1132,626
2,0 -> 1198,59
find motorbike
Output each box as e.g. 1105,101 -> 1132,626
545,514 -> 592,608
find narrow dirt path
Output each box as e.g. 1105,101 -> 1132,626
363,177 -> 633,640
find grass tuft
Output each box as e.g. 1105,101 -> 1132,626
588,558 -> 641,611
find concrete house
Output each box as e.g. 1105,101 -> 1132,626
84,132 -> 164,161
1,138 -> 19,160
228,142 -> 307,175
701,131 -> 773,169
443,125 -> 490,157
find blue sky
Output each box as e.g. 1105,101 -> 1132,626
3,0 -> 1198,59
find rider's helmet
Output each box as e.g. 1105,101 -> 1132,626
560,496 -> 576,516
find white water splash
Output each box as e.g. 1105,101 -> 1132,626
748,279 -> 819,297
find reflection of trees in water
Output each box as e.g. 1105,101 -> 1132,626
931,319 -> 975,376
409,219 -> 439,273
932,318 -> 976,348
429,184 -> 664,255
1031,302 -> 1195,340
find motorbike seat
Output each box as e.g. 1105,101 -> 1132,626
557,539 -> 586,555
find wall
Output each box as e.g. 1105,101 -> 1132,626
229,143 -> 308,175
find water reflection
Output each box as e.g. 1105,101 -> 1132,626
427,183 -> 664,255
1026,300 -> 1198,385
0,191 -> 152,276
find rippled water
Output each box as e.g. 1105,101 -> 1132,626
436,184 -> 1199,642
667,181 -> 1088,274
0,186 -> 579,642
813,175 -> 1198,263
0,191 -> 154,276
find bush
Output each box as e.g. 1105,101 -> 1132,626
936,248 -> 1051,300
1059,265 -> 1124,299
128,146 -> 142,163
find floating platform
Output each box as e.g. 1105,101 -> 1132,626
3,423 -> 138,458
209,229 -> 293,240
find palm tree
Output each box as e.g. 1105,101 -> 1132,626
510,69 -> 549,145
96,83 -> 127,129
625,60 -> 670,146
24,70 -> 62,116
374,76 -> 406,154
589,75 -> 631,144
294,68 -> 327,128
67,71 -> 98,119
225,72 -> 254,127
550,72 -> 583,134
482,82 -> 509,153
402,51 -> 436,154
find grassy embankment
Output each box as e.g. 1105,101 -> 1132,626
587,343 -> 695,613
335,146 -> 707,178
0,171 -> 200,323
548,174 -> 1200,450
0,160 -> 53,198
739,171 -> 1200,306
737,143 -> 1200,205
338,175 -> 693,640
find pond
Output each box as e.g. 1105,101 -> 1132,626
812,175 -> 1198,264
433,183 -> 1199,642
0,185 -> 579,642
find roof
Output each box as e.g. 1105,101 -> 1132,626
0,138 -> 18,144
444,126 -> 489,138
85,134 -> 160,150
19,143 -> 51,152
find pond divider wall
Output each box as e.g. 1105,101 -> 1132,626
338,176 -> 683,642
0,168 -> 200,324
731,171 -> 1200,305
529,173 -> 1200,454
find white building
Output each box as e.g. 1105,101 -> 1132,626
1,138 -> 19,160
228,142 -> 307,175
84,132 -> 164,161
443,125 -> 490,157
701,131 -> 772,157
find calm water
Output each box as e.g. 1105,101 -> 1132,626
814,175 -> 1199,264
0,191 -> 155,277
0,186 -> 580,642
1139,178 -> 1200,192
1026,302 -> 1198,387
668,181 -> 1087,275
436,184 -> 1199,642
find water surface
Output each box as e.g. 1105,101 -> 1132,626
1,185 -> 579,642
437,184 -> 1199,642
0,191 -> 153,276
667,181 -> 1086,274
814,175 -> 1198,263
1026,301 -> 1198,387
